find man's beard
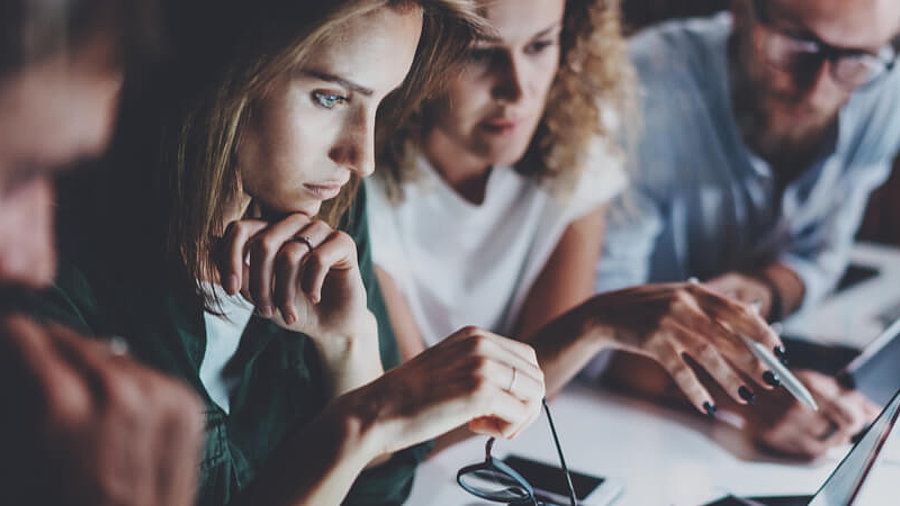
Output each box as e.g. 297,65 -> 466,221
732,69 -> 839,172
744,95 -> 836,161
728,33 -> 842,172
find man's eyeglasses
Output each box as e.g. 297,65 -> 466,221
750,0 -> 899,89
457,398 -> 577,506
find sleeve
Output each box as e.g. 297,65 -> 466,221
25,257 -> 105,335
342,442 -> 433,506
341,185 -> 434,505
780,162 -> 892,312
563,130 -> 629,224
594,181 -> 664,293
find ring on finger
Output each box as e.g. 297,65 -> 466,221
506,367 -> 518,394
292,235 -> 314,250
104,336 -> 130,357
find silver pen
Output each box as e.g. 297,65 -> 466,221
739,333 -> 819,411
685,277 -> 818,411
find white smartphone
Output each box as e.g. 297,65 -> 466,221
503,455 -> 624,505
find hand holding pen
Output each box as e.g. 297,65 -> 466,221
686,277 -> 819,411
589,280 -> 787,416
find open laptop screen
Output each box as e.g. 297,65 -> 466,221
809,388 -> 900,505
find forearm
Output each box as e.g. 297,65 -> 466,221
529,299 -> 613,396
515,208 -> 605,340
232,394 -> 381,506
312,311 -> 384,400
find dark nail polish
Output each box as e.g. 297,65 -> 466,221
738,386 -> 755,404
773,346 -> 789,366
852,426 -> 870,444
703,401 -> 717,418
763,370 -> 781,387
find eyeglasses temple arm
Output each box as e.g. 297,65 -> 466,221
543,398 -> 577,506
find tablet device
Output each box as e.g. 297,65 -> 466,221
705,387 -> 900,506
838,316 -> 900,406
503,455 -> 623,505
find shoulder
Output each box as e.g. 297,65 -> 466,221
841,68 -> 900,162
570,137 -> 628,209
629,12 -> 732,90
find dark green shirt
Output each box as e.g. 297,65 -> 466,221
30,186 -> 428,505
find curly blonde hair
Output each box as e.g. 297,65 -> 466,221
376,0 -> 635,202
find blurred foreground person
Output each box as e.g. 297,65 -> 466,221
0,0 -> 205,504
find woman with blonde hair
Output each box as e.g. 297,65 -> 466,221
368,0 -> 785,428
32,0 -> 545,504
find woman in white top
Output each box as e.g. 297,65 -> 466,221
368,0 -> 786,422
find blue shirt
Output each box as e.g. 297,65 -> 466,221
596,13 -> 900,312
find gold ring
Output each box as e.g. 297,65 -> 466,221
507,367 -> 518,394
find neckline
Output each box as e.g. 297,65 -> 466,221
417,155 -> 521,211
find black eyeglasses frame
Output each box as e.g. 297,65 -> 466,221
456,398 -> 578,506
748,0 -> 900,90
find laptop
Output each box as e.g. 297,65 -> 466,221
838,316 -> 900,406
706,387 -> 900,506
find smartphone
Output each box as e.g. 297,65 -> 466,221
503,455 -> 623,505
704,494 -> 813,506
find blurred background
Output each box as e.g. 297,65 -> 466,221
622,0 -> 900,247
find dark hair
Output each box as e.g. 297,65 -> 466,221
0,0 -> 161,76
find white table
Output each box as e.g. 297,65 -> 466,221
407,384 -> 845,506
782,241 -> 900,348
408,242 -> 900,505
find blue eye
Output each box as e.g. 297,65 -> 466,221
312,91 -> 347,109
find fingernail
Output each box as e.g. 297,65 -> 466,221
773,346 -> 789,366
703,401 -> 717,418
763,370 -> 781,387
286,312 -> 297,325
738,386 -> 755,405
259,305 -> 273,318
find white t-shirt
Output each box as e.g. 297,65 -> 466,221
199,283 -> 255,414
365,141 -> 626,346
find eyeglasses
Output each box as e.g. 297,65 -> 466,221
457,398 -> 577,506
750,0 -> 899,89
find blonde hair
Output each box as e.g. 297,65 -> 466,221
377,0 -> 635,201
111,0 -> 483,310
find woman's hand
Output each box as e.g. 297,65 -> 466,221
746,370 -> 879,459
217,213 -> 372,342
344,326 -> 546,457
588,282 -> 785,414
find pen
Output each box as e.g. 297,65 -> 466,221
739,334 -> 819,411
684,277 -> 818,411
